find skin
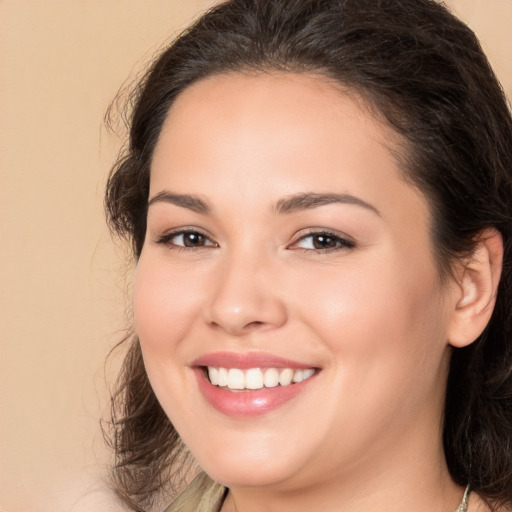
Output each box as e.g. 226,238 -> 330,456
134,72 -> 494,511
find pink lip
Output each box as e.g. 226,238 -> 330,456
191,352 -> 319,417
192,351 -> 314,369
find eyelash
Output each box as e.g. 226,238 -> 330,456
290,230 -> 355,253
155,229 -> 218,251
154,229 -> 355,253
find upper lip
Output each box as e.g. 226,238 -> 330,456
191,351 -> 318,370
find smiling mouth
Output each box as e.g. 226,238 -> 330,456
206,366 -> 317,391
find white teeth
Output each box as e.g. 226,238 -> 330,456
206,366 -> 316,390
279,368 -> 293,386
218,367 -> 228,387
245,368 -> 264,390
228,368 -> 245,390
302,368 -> 315,380
263,368 -> 279,388
208,367 -> 219,385
293,370 -> 304,383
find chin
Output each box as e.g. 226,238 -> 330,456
202,459 -> 297,489
188,434 -> 308,489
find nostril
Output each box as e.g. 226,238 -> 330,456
209,318 -> 269,333
247,321 -> 264,328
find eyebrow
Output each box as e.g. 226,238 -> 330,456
148,191 -> 212,214
148,190 -> 380,217
274,193 -> 381,216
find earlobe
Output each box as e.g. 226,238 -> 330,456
448,228 -> 503,348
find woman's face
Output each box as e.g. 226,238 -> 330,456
134,72 -> 457,490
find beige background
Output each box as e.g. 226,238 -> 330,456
1,1 -> 511,511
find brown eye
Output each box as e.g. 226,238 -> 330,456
292,231 -> 355,251
182,232 -> 207,247
311,234 -> 338,249
156,230 -> 218,249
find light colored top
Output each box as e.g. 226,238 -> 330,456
163,472 -> 227,512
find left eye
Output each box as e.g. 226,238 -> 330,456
157,230 -> 217,248
292,232 -> 354,251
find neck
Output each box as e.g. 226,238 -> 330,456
223,473 -> 466,512
221,424 -> 465,512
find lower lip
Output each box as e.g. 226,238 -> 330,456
194,368 -> 316,417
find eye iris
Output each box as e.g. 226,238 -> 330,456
312,234 -> 337,249
183,232 -> 204,247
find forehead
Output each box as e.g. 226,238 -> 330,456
151,71 -> 407,191
159,71 -> 398,144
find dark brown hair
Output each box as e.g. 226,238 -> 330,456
105,0 -> 512,510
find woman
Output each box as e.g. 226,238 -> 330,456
105,0 -> 512,511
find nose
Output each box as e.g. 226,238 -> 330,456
204,253 -> 288,336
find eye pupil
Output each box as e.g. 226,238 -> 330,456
184,232 -> 204,247
313,234 -> 337,249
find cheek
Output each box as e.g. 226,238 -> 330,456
295,255 -> 450,445
295,250 -> 449,378
133,254 -> 204,357
132,253 -> 209,427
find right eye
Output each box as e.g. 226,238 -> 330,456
156,229 -> 218,249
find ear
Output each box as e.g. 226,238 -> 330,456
448,228 -> 503,348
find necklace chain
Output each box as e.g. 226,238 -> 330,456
455,485 -> 471,512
